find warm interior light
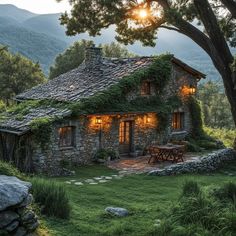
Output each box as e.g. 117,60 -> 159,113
146,115 -> 151,124
138,9 -> 148,19
95,117 -> 102,125
189,86 -> 196,95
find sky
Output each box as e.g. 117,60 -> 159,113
0,0 -> 71,14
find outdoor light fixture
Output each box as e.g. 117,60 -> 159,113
189,86 -> 196,95
95,117 -> 102,125
146,115 -> 151,124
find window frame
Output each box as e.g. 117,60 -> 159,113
140,81 -> 151,96
58,126 -> 75,148
172,112 -> 185,131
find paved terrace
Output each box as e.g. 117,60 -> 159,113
108,153 -> 204,174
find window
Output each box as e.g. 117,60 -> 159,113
58,126 -> 75,148
141,81 -> 151,95
119,121 -> 131,144
172,112 -> 185,130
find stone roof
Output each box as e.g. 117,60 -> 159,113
1,55 -> 205,135
0,107 -> 71,135
16,56 -> 205,102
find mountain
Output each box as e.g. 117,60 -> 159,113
0,7 -> 66,74
0,4 -> 230,81
0,4 -> 36,22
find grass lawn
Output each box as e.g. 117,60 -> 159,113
40,163 -> 236,236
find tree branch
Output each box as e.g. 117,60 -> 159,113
159,25 -> 181,32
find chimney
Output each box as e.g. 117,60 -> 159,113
85,44 -> 102,70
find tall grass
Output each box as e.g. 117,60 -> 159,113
154,181 -> 236,235
31,178 -> 71,219
0,160 -> 24,179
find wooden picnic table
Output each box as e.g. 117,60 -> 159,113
148,144 -> 185,164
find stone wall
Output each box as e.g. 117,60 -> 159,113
31,63 -> 198,175
148,149 -> 236,176
0,176 -> 39,235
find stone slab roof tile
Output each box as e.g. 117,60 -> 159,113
0,107 -> 71,135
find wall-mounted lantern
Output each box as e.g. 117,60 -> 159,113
189,85 -> 196,95
146,115 -> 151,124
95,117 -> 102,125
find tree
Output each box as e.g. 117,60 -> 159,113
49,40 -> 134,79
58,0 -> 236,127
0,46 -> 45,104
49,40 -> 94,79
198,81 -> 234,129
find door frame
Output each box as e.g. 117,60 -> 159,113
118,120 -> 134,155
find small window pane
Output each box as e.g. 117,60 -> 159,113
141,81 -> 151,95
58,126 -> 74,147
172,112 -> 184,130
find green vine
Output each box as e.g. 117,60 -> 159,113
30,117 -> 54,150
1,54 -> 182,146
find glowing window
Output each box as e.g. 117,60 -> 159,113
58,126 -> 75,147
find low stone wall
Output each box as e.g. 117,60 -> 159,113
148,148 -> 236,176
0,176 -> 39,235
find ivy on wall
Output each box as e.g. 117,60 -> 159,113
1,54 -> 183,147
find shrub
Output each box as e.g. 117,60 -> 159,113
0,160 -> 24,179
31,178 -> 71,219
182,180 -> 201,197
213,182 -> 236,204
94,148 -> 119,161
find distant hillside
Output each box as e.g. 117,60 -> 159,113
0,13 -> 66,74
0,3 -> 233,81
0,4 -> 36,22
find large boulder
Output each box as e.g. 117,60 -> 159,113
0,175 -> 31,211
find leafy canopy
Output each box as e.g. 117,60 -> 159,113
58,0 -> 236,48
49,40 -> 135,79
0,46 -> 45,103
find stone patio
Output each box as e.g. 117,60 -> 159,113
108,153 -> 202,174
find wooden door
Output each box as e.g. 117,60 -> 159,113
119,121 -> 133,154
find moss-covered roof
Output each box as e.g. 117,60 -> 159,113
0,55 -> 204,135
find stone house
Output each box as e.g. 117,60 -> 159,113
0,46 -> 205,174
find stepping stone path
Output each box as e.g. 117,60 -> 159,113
64,171 -> 129,187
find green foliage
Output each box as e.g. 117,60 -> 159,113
213,182 -> 236,204
185,96 -> 221,152
204,126 -> 236,148
30,117 -> 54,149
94,148 -> 119,161
31,178 -> 71,219
0,46 -> 45,103
198,81 -> 234,129
187,97 -> 204,138
70,54 -> 174,116
156,181 -> 236,236
49,40 -> 135,79
182,180 -> 201,197
0,160 -> 24,179
49,40 -> 94,79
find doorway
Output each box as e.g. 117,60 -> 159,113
119,121 -> 133,154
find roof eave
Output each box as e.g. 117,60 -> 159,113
172,57 -> 206,80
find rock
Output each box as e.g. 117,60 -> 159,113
0,176 -> 31,211
99,180 -> 108,183
21,210 -> 35,223
19,194 -> 33,208
74,182 -> 83,186
105,207 -> 129,217
85,179 -> 94,183
13,226 -> 27,236
0,211 -> 19,228
25,221 -> 39,232
5,220 -> 19,232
